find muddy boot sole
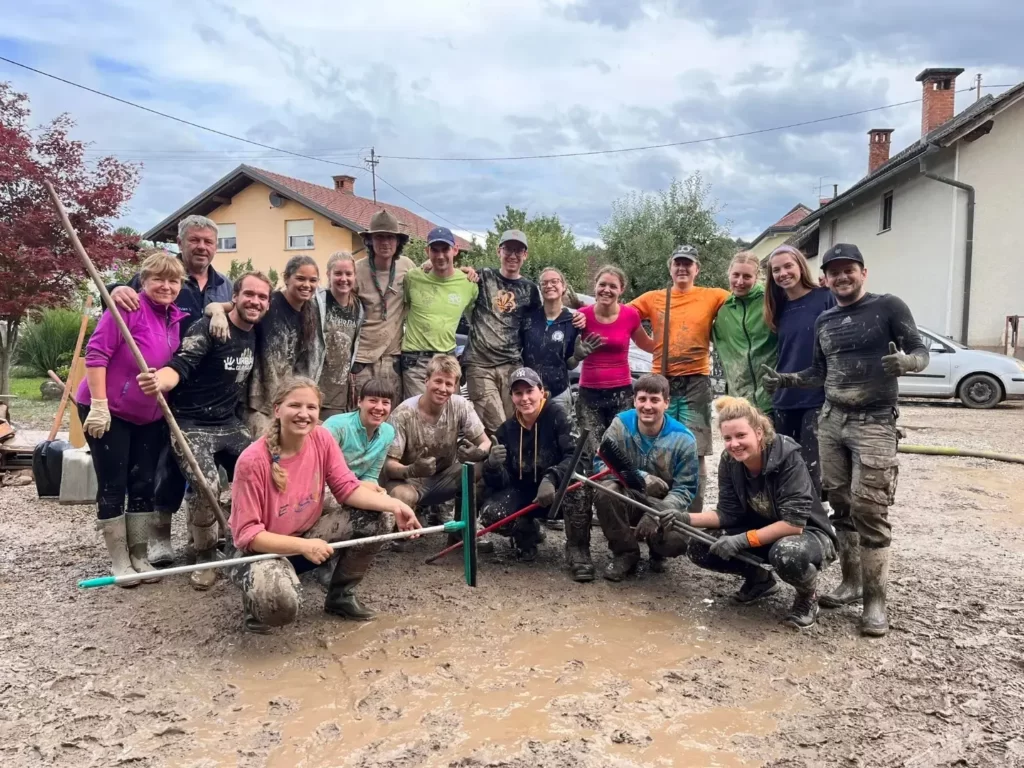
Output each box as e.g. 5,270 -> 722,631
819,590 -> 863,608
570,564 -> 596,582
603,556 -> 640,582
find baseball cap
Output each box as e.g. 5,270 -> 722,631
508,367 -> 543,392
671,244 -> 700,263
427,226 -> 456,247
499,229 -> 529,249
821,243 -> 864,268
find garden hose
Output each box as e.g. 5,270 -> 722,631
898,444 -> 1024,465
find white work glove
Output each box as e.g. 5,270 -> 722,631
84,398 -> 112,438
207,303 -> 230,341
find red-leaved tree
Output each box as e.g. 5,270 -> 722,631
0,82 -> 140,394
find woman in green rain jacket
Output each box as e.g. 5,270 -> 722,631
712,252 -> 777,414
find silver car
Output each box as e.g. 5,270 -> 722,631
899,327 -> 1024,409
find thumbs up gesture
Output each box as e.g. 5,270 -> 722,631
881,341 -> 912,376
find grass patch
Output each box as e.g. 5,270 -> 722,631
8,376 -> 46,401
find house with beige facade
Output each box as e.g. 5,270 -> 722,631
792,68 -> 1024,351
748,202 -> 814,262
143,165 -> 471,278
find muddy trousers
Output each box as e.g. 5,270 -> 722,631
577,386 -> 634,520
687,529 -> 832,589
818,405 -> 899,550
593,481 -> 689,559
480,485 -> 590,554
466,363 -> 519,435
773,407 -> 823,499
227,505 -> 392,628
77,404 -> 167,520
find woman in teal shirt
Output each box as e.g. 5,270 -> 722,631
322,378 -> 396,485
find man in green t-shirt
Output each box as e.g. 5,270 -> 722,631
401,227 -> 479,398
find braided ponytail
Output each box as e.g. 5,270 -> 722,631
714,395 -> 776,448
264,376 -> 323,492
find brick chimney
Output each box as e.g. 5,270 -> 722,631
915,68 -> 964,136
332,174 -> 356,194
868,128 -> 894,173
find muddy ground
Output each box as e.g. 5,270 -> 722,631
1,401 -> 1023,767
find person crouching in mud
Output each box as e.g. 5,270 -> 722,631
478,368 -> 594,579
227,377 -> 420,633
681,396 -> 838,629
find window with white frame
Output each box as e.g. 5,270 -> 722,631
286,219 -> 315,249
879,190 -> 894,233
216,223 -> 237,252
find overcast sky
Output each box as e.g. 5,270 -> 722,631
3,0 -> 1022,243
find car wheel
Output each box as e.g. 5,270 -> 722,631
958,373 -> 1002,409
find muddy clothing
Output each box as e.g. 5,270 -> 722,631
118,262 -> 232,338
317,290 -> 364,417
819,405 -> 899,549
712,284 -> 777,414
354,254 -> 415,364
463,269 -> 541,368
165,317 -> 254,426
466,362 -> 519,434
687,529 -> 832,590
666,374 -> 713,456
520,307 -> 580,399
388,394 -> 486,475
630,286 -> 729,378
351,355 -> 403,410
401,352 -> 448,400
172,422 -> 250,532
594,480 -> 690,559
402,268 -> 478,354
483,400 -> 577,497
773,407 -> 823,498
780,293 -> 928,411
715,435 -> 837,549
322,411 -> 395,483
577,385 -> 634,475
249,292 -> 309,417
774,287 -> 834,412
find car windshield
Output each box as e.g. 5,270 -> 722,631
921,327 -> 967,350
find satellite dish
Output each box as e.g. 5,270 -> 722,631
269,192 -> 286,208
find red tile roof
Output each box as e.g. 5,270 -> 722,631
773,203 -> 814,228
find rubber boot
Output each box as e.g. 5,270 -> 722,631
242,594 -> 271,634
513,518 -> 541,562
189,521 -> 219,591
148,511 -> 174,567
603,552 -> 640,582
820,531 -> 863,608
125,513 -> 161,583
859,547 -> 890,637
97,516 -> 138,589
649,552 -> 667,573
783,568 -> 820,629
324,560 -> 377,621
734,567 -> 780,603
314,555 -> 338,589
563,496 -> 595,582
689,473 -> 707,514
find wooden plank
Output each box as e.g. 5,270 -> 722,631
68,358 -> 86,449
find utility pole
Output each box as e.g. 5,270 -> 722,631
366,147 -> 379,203
975,73 -> 982,102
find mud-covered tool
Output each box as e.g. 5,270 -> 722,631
81,465 -> 481,589
547,428 -> 590,520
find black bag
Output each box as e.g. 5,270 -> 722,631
32,439 -> 71,498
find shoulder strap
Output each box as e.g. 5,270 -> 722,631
661,286 -> 672,375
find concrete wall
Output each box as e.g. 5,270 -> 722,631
207,181 -> 358,285
749,232 -> 789,261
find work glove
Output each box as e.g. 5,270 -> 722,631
634,512 -> 662,542
457,438 -> 489,463
643,473 -> 669,499
575,333 -> 604,361
83,398 -> 112,438
533,477 -> 557,507
409,456 -> 436,478
207,303 -> 230,342
667,510 -> 692,535
881,341 -> 916,376
709,532 -> 752,560
760,365 -> 783,395
486,443 -> 507,469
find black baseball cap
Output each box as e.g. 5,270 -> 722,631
821,243 -> 864,268
508,367 -> 543,392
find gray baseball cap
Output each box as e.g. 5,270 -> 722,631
508,367 -> 543,392
671,244 -> 699,263
499,229 -> 528,249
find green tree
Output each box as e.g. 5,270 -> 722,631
600,173 -> 735,300
228,258 -> 255,280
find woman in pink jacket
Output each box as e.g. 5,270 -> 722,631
77,251 -> 187,585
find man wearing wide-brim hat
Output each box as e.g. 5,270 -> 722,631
350,209 -> 417,406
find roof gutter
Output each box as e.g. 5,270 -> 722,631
919,144 -> 975,345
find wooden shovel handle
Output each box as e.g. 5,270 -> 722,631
47,296 -> 92,441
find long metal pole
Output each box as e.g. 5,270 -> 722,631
44,181 -> 228,531
573,473 -> 771,571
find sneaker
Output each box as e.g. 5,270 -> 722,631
733,570 -> 780,603
783,592 -> 819,629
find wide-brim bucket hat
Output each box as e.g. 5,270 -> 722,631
360,209 -> 410,245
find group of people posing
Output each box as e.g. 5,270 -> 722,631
78,209 -> 927,638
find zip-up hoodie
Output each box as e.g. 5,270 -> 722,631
78,292 -> 187,425
483,399 -> 576,495
712,283 -> 777,414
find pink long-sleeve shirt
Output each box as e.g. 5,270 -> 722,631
230,426 -> 361,551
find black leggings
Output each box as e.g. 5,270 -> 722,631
773,407 -> 823,499
688,529 -> 831,588
77,403 -> 168,520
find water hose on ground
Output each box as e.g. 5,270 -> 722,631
898,444 -> 1024,465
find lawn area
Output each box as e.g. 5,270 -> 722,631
5,376 -> 60,431
8,376 -> 46,400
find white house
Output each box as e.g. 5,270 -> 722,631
793,68 -> 1024,352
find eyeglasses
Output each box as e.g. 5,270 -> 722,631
501,246 -> 527,256
540,279 -> 563,287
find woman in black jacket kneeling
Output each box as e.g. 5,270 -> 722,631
680,396 -> 838,629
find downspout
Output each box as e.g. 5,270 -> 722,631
920,144 -> 975,345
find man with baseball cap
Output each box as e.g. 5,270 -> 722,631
401,226 -> 479,398
761,243 -> 928,637
478,366 -> 594,577
629,244 -> 729,514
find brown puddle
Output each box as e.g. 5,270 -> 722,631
184,605 -> 809,766
946,465 -> 1024,530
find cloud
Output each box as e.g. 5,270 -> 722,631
562,0 -> 647,29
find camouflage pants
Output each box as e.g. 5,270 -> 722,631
666,375 -> 712,456
818,404 -> 899,549
401,351 -> 453,400
227,503 -> 393,628
593,479 -> 689,559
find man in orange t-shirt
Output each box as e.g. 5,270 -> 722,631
629,244 -> 729,512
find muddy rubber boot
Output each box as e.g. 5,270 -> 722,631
314,555 -> 338,589
324,571 -> 376,622
820,531 -> 863,608
859,548 -> 890,638
125,513 -> 161,583
97,515 -> 138,589
783,569 -> 820,629
734,567 -> 780,603
564,497 -> 595,582
242,594 -> 271,634
189,522 -> 219,591
603,552 -> 640,582
513,518 -> 541,562
649,552 -> 667,573
148,512 -> 174,567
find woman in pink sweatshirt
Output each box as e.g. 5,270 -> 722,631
227,376 -> 420,633
77,250 -> 188,585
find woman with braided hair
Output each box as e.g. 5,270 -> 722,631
227,377 -> 420,633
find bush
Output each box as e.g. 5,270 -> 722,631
16,308 -> 95,377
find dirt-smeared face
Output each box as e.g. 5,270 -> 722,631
729,262 -> 758,297
285,264 -> 319,305
234,275 -> 271,324
511,382 -> 542,417
142,274 -> 182,306
329,260 -> 355,296
634,390 -> 668,430
274,387 -> 321,439
594,272 -> 623,307
670,257 -> 698,289
179,227 -> 216,275
359,395 -> 392,428
770,252 -> 802,291
371,234 -> 398,261
426,372 -> 458,409
539,270 -> 565,302
720,417 -> 763,464
824,260 -> 867,304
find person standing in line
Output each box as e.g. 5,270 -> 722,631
401,227 -> 479,398
763,244 -> 835,499
351,210 -> 416,406
79,251 -> 188,584
712,251 -> 777,414
630,245 -> 729,513
136,272 -> 272,588
761,244 -> 929,637
316,251 -> 364,420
